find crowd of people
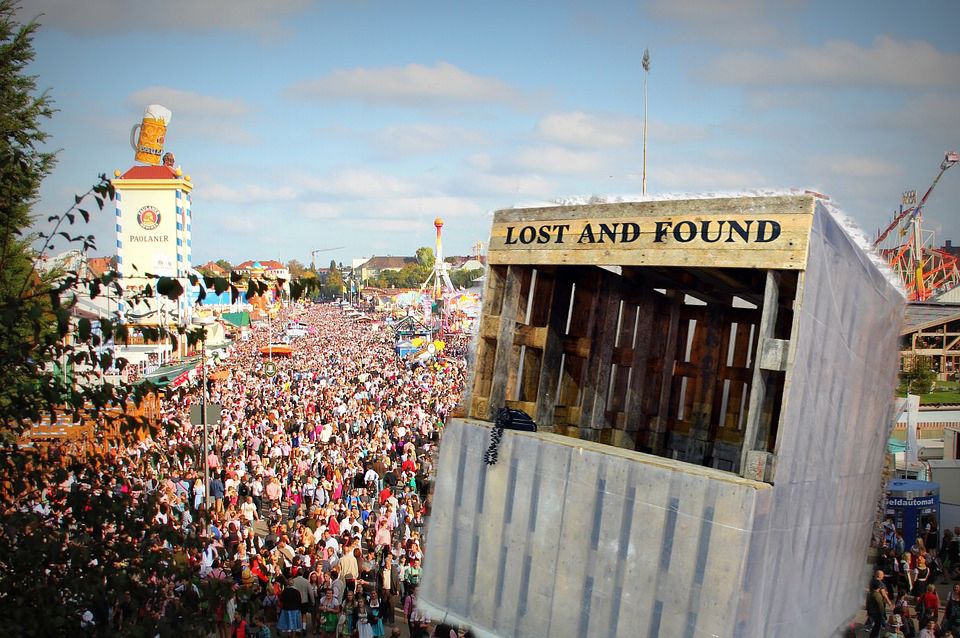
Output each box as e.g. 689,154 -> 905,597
15,301 -> 472,637
865,519 -> 960,637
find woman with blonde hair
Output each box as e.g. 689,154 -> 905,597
913,556 -> 930,597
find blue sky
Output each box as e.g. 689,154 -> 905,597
20,0 -> 960,269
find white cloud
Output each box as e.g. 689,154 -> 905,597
295,169 -> 419,199
876,92 -> 960,138
647,0 -> 787,46
814,155 -> 902,180
701,36 -> 960,89
651,0 -> 767,21
22,0 -> 312,35
287,62 -> 548,110
654,162 -> 769,191
360,196 -> 486,219
466,173 -> 556,198
467,154 -> 494,171
536,111 -> 711,148
199,179 -> 297,204
296,202 -> 341,220
126,88 -> 254,118
124,88 -> 259,147
512,145 -> 606,175
376,123 -> 491,157
342,218 -> 422,233
536,111 -> 639,148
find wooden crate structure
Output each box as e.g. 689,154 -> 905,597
469,195 -> 815,479
422,194 -> 906,637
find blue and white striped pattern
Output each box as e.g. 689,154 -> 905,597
185,191 -> 192,267
115,191 -> 123,270
175,189 -> 184,268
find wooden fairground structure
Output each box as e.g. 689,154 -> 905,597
22,393 -> 162,454
422,194 -> 905,638
901,302 -> 960,379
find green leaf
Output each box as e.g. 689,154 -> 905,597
156,277 -> 184,300
77,317 -> 91,341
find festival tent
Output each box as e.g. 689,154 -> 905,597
221,312 -> 250,328
259,344 -> 292,357
136,357 -> 200,388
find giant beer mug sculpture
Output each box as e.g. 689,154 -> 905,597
130,104 -> 172,165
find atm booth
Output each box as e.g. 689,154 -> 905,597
885,478 -> 940,550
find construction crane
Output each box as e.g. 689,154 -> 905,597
874,151 -> 959,301
310,246 -> 344,271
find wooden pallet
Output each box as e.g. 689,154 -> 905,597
468,196 -> 815,476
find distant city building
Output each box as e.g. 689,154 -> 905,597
196,261 -> 227,276
86,256 -> 116,277
357,256 -> 417,284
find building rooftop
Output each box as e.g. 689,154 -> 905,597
902,302 -> 960,335
118,165 -> 179,179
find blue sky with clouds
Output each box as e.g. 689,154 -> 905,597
20,0 -> 960,268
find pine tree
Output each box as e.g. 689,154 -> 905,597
0,0 -> 58,426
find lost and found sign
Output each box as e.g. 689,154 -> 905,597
488,195 -> 816,270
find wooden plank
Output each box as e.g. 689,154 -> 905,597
478,314 -> 500,340
625,292 -> 656,437
612,345 -> 635,369
518,344 -> 542,404
468,338 -> 496,420
514,325 -> 547,349
609,301 -> 639,416
535,268 -> 575,431
771,270 -> 803,461
468,266 -> 508,421
739,270 -> 781,474
528,266 -> 555,327
683,304 -> 725,466
562,336 -> 592,359
504,400 -> 537,415
489,196 -> 816,270
484,265 -> 508,316
486,266 -> 530,421
709,313 -> 736,442
722,321 -> 755,430
648,295 -> 681,455
557,273 -> 598,410
579,270 -> 623,435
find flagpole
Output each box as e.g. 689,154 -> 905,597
642,48 -> 650,197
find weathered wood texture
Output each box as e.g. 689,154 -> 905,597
470,197 -> 808,474
488,196 -> 815,270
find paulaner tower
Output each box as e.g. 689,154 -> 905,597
112,163 -> 193,336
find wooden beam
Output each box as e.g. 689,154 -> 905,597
739,270 -> 781,474
648,293 -> 682,455
625,291 -> 656,436
486,265 -> 530,421
579,269 -> 623,435
683,303 -> 725,465
534,268 -> 575,431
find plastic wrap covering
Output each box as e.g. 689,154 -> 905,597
420,200 -> 905,638
420,418 -> 768,638
737,202 -> 905,635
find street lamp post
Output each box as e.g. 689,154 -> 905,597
192,315 -> 214,508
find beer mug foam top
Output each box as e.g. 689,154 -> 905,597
130,104 -> 172,165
